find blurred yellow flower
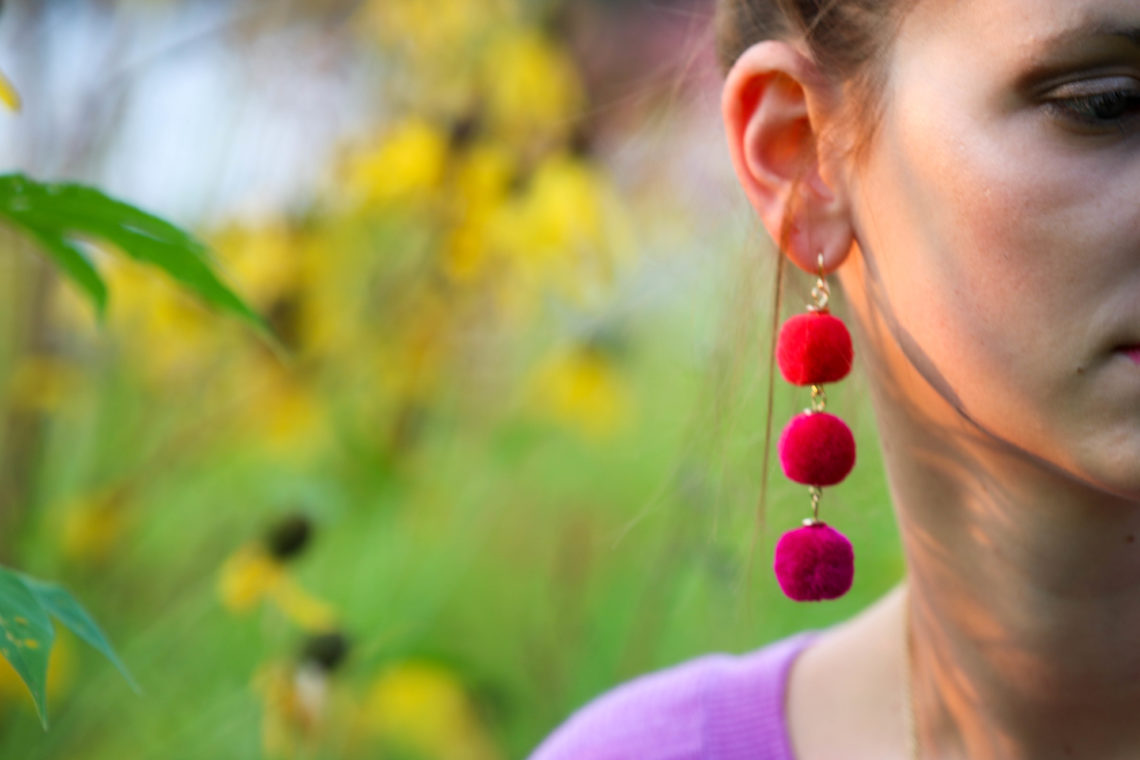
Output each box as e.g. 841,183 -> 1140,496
240,366 -> 328,457
219,547 -> 283,612
360,0 -> 515,114
218,546 -> 336,631
361,661 -> 500,760
255,661 -> 315,759
519,153 -> 612,260
0,67 -> 20,111
59,487 -> 131,565
453,140 -> 515,212
442,140 -> 516,283
480,27 -> 584,144
340,119 -> 449,209
101,256 -> 217,381
272,579 -> 338,633
529,345 -> 632,439
491,152 -> 628,313
361,0 -> 500,57
293,223 -> 364,358
254,661 -> 344,758
253,631 -> 353,759
211,222 -> 300,309
443,217 -> 492,284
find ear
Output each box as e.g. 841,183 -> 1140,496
722,41 -> 854,276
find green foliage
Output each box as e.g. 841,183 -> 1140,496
0,174 -> 264,332
0,570 -> 53,728
0,172 -> 221,732
0,568 -> 133,729
18,577 -> 139,695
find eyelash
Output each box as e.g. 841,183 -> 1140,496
1046,81 -> 1140,129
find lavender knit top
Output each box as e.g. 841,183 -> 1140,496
528,630 -> 822,760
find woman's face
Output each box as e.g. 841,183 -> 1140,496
838,0 -> 1140,496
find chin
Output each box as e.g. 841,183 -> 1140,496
1061,411 -> 1140,502
1079,455 -> 1140,504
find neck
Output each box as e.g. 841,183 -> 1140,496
877,373 -> 1140,760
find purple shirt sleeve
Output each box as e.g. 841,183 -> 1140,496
528,630 -> 821,760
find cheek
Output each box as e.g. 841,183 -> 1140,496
842,0 -> 1140,494
864,106 -> 1130,372
850,74 -> 1140,492
853,120 -> 1033,408
852,94 -> 1140,454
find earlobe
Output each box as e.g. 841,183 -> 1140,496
722,41 -> 854,275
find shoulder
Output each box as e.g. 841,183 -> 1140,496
527,630 -> 821,760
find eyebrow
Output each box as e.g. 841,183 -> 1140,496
1011,19 -> 1140,91
1035,20 -> 1140,50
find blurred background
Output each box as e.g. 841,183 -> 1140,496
0,0 -> 903,757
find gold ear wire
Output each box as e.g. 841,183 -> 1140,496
808,251 -> 830,312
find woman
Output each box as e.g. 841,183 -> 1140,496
531,0 -> 1140,757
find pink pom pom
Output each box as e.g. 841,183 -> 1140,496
776,312 -> 853,386
774,522 -> 854,601
778,411 -> 855,486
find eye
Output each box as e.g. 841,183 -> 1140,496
1044,75 -> 1140,130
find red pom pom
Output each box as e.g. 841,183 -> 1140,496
778,412 -> 856,486
774,522 -> 854,601
776,312 -> 853,386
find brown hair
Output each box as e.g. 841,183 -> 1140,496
715,0 -> 898,79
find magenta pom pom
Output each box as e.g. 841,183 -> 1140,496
774,522 -> 854,601
778,411 -> 856,486
776,312 -> 853,386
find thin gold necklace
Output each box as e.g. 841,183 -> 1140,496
903,585 -> 920,760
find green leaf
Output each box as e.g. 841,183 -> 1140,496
19,223 -> 108,315
0,567 -> 55,728
0,173 -> 266,333
20,577 -> 140,695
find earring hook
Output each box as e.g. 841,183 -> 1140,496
808,252 -> 830,312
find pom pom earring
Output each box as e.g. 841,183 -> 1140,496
772,254 -> 856,601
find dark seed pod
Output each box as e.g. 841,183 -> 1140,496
448,112 -> 481,150
300,631 -> 350,673
264,513 -> 312,561
265,294 -> 302,351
